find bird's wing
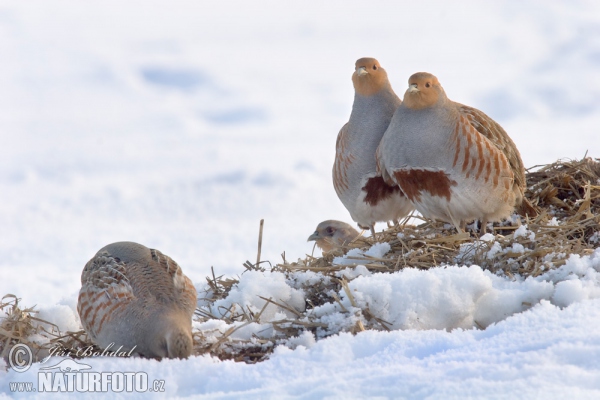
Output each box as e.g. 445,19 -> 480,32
456,103 -> 525,192
375,141 -> 395,186
78,253 -> 135,339
78,247 -> 197,339
146,248 -> 197,314
445,110 -> 514,194
333,122 -> 354,195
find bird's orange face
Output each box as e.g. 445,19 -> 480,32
352,57 -> 389,96
403,72 -> 442,110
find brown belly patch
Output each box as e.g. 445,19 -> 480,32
362,176 -> 403,206
393,169 -> 457,202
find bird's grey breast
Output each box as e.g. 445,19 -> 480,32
347,94 -> 398,163
383,105 -> 455,170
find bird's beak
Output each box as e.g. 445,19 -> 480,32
356,67 -> 368,76
307,232 -> 319,242
408,83 -> 419,93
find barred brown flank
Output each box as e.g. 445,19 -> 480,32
458,104 -> 526,196
475,136 -> 485,180
452,124 -> 461,168
462,121 -> 472,174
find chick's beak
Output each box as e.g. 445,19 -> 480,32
407,83 -> 419,93
307,231 -> 320,242
356,66 -> 368,76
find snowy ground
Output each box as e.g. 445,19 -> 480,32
2,0 -> 600,398
2,248 -> 600,398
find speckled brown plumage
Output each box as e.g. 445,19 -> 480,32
78,242 -> 197,359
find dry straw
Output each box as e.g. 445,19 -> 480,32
2,157 -> 599,366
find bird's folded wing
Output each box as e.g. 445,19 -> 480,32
456,103 -> 525,191
333,122 -> 353,193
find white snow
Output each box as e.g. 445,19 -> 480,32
513,225 -> 536,241
3,268 -> 600,397
548,217 -> 560,226
2,0 -> 600,398
333,242 -> 391,265
4,251 -> 600,397
335,265 -> 372,280
210,271 -> 305,321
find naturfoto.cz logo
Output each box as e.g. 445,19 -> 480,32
7,343 -> 165,393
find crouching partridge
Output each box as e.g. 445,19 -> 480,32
333,57 -> 413,237
77,242 -> 197,359
307,220 -> 363,253
377,72 -> 526,234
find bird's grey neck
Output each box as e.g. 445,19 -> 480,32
351,90 -> 399,120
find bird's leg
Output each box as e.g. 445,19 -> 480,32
393,219 -> 399,226
480,218 -> 488,236
447,208 -> 464,234
370,225 -> 377,241
515,215 -> 523,227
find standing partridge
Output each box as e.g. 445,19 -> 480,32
377,72 -> 526,234
333,57 -> 413,237
307,220 -> 363,253
77,242 -> 197,359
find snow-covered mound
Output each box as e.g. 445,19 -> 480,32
3,250 -> 600,398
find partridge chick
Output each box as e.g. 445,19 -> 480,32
307,220 -> 363,253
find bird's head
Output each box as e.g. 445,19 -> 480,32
403,72 -> 445,109
307,221 -> 337,242
308,220 -> 361,252
141,312 -> 193,360
352,57 -> 390,96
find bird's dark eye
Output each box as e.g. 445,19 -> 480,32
326,227 -> 335,235
373,65 -> 377,70
425,82 -> 431,88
